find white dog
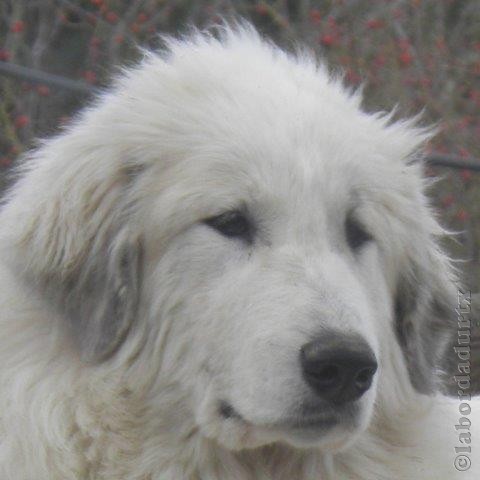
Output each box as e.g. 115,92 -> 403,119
0,23 -> 478,480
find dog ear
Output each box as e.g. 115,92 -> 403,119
2,145 -> 144,362
61,229 -> 143,362
394,247 -> 458,393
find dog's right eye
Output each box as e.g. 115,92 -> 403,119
345,216 -> 372,251
204,210 -> 253,243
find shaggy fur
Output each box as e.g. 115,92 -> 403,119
0,23 -> 478,479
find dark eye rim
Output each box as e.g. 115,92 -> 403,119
345,215 -> 373,251
204,209 -> 254,243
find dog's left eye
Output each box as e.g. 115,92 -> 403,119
345,216 -> 372,251
204,210 -> 253,243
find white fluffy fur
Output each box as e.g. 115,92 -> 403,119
0,23 -> 478,479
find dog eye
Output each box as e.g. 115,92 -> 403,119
345,216 -> 372,251
204,210 -> 253,242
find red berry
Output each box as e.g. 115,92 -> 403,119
105,11 -> 119,24
397,38 -> 411,51
327,16 -> 337,28
418,76 -> 431,88
374,53 -> 386,68
11,20 -> 25,33
309,9 -> 322,24
137,12 -> 148,24
436,37 -> 446,52
456,117 -> 470,130
14,115 -> 30,129
36,85 -> 50,96
0,157 -> 11,167
366,19 -> 384,30
346,68 -> 360,85
9,145 -> 19,156
254,4 -> 268,15
0,49 -> 11,61
114,35 -> 124,45
90,0 -> 103,6
393,8 -> 404,19
460,169 -> 473,182
90,36 -> 101,48
441,194 -> 455,208
399,51 -> 412,66
83,70 -> 97,84
320,34 -> 335,47
455,210 -> 469,222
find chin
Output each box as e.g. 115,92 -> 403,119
266,405 -> 370,451
199,394 -> 373,454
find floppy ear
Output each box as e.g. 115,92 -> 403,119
61,228 -> 143,362
376,121 -> 460,394
394,239 -> 458,393
2,143 -> 144,362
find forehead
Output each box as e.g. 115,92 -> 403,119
147,123 -> 385,231
133,38 -> 422,229
167,96 -> 388,199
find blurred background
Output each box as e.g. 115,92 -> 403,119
0,2 -> 479,282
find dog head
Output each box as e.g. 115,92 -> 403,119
0,24 -> 458,453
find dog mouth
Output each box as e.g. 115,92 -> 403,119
279,416 -> 338,430
219,401 -> 244,420
216,400 -> 361,450
219,401 -> 341,432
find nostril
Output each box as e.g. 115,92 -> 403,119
354,366 -> 377,391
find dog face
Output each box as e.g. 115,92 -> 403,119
1,25 -> 457,453
140,139 -> 385,450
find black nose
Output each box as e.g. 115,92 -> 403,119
300,334 -> 377,404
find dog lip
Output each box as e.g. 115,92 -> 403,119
218,402 -> 337,432
279,415 -> 338,430
218,401 -> 243,420
254,413 -> 340,431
